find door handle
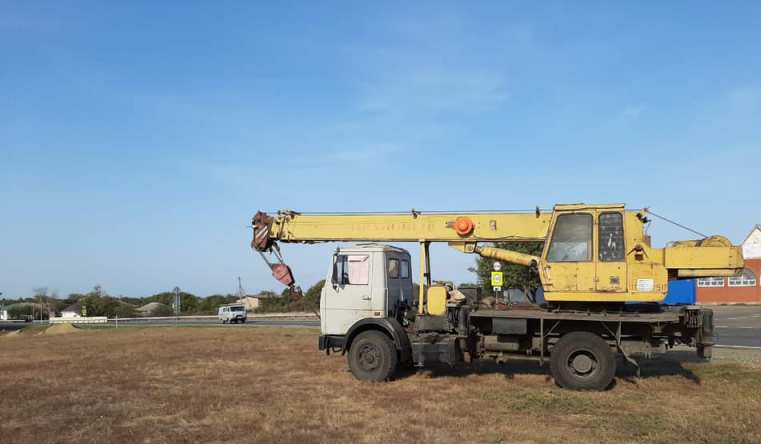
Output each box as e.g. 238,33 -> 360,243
361,296 -> 371,301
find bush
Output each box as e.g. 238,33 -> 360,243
195,295 -> 239,314
303,280 -> 324,312
7,303 -> 49,320
144,291 -> 200,314
475,241 -> 544,300
151,304 -> 175,317
254,281 -> 324,314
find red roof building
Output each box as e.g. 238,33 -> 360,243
697,225 -> 761,304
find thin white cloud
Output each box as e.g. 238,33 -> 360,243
726,85 -> 761,110
357,67 -> 510,114
614,104 -> 645,124
328,143 -> 401,163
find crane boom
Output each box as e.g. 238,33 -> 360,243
253,209 -> 552,246
251,204 -> 743,305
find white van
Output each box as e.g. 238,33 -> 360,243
218,304 -> 247,324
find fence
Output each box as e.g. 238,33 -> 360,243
49,317 -> 108,324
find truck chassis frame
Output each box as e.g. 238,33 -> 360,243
320,304 -> 714,390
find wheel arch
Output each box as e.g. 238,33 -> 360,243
343,318 -> 411,363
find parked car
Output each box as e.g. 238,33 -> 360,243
218,304 -> 247,324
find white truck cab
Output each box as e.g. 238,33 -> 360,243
320,244 -> 413,336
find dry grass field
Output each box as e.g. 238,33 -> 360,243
1,326 -> 761,444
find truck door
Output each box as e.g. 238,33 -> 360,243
321,253 -> 374,335
542,212 -> 596,294
596,211 -> 627,292
386,254 -> 401,317
385,253 -> 412,317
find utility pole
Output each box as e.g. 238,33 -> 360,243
237,277 -> 246,300
173,286 -> 181,326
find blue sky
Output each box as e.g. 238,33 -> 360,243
2,1 -> 760,298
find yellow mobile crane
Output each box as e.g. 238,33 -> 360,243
251,204 -> 743,390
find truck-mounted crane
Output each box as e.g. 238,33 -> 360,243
251,204 -> 743,390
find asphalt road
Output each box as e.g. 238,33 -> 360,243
2,306 -> 758,348
712,305 -> 761,349
109,318 -> 321,328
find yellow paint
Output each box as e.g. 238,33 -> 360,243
427,286 -> 448,316
270,211 -> 552,242
544,291 -> 665,302
418,241 -> 428,314
475,246 -> 539,267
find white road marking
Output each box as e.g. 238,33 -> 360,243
716,326 -> 759,329
715,345 -> 761,350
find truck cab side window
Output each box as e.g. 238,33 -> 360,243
547,213 -> 593,262
400,259 -> 410,279
335,255 -> 370,285
388,258 -> 400,279
599,212 -> 625,262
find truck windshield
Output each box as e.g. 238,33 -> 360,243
230,306 -> 244,312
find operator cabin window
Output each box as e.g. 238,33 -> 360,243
400,259 -> 410,279
335,255 -> 370,285
547,213 -> 593,262
728,268 -> 757,287
388,258 -> 400,279
599,212 -> 625,262
698,277 -> 725,288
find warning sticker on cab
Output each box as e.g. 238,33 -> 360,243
636,278 -> 655,292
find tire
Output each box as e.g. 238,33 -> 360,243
550,331 -> 616,391
347,330 -> 398,382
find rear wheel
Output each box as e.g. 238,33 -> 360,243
348,331 -> 398,382
550,331 -> 616,391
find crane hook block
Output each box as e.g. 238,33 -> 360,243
454,216 -> 475,236
271,263 -> 295,286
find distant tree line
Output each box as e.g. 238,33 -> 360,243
0,281 -> 326,320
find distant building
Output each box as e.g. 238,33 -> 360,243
60,302 -> 83,318
697,225 -> 761,304
236,296 -> 261,311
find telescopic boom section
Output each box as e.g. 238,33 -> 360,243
252,210 -> 552,248
252,209 -> 552,302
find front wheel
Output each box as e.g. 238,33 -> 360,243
550,331 -> 616,391
347,331 -> 398,382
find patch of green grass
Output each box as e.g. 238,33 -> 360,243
693,363 -> 761,390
